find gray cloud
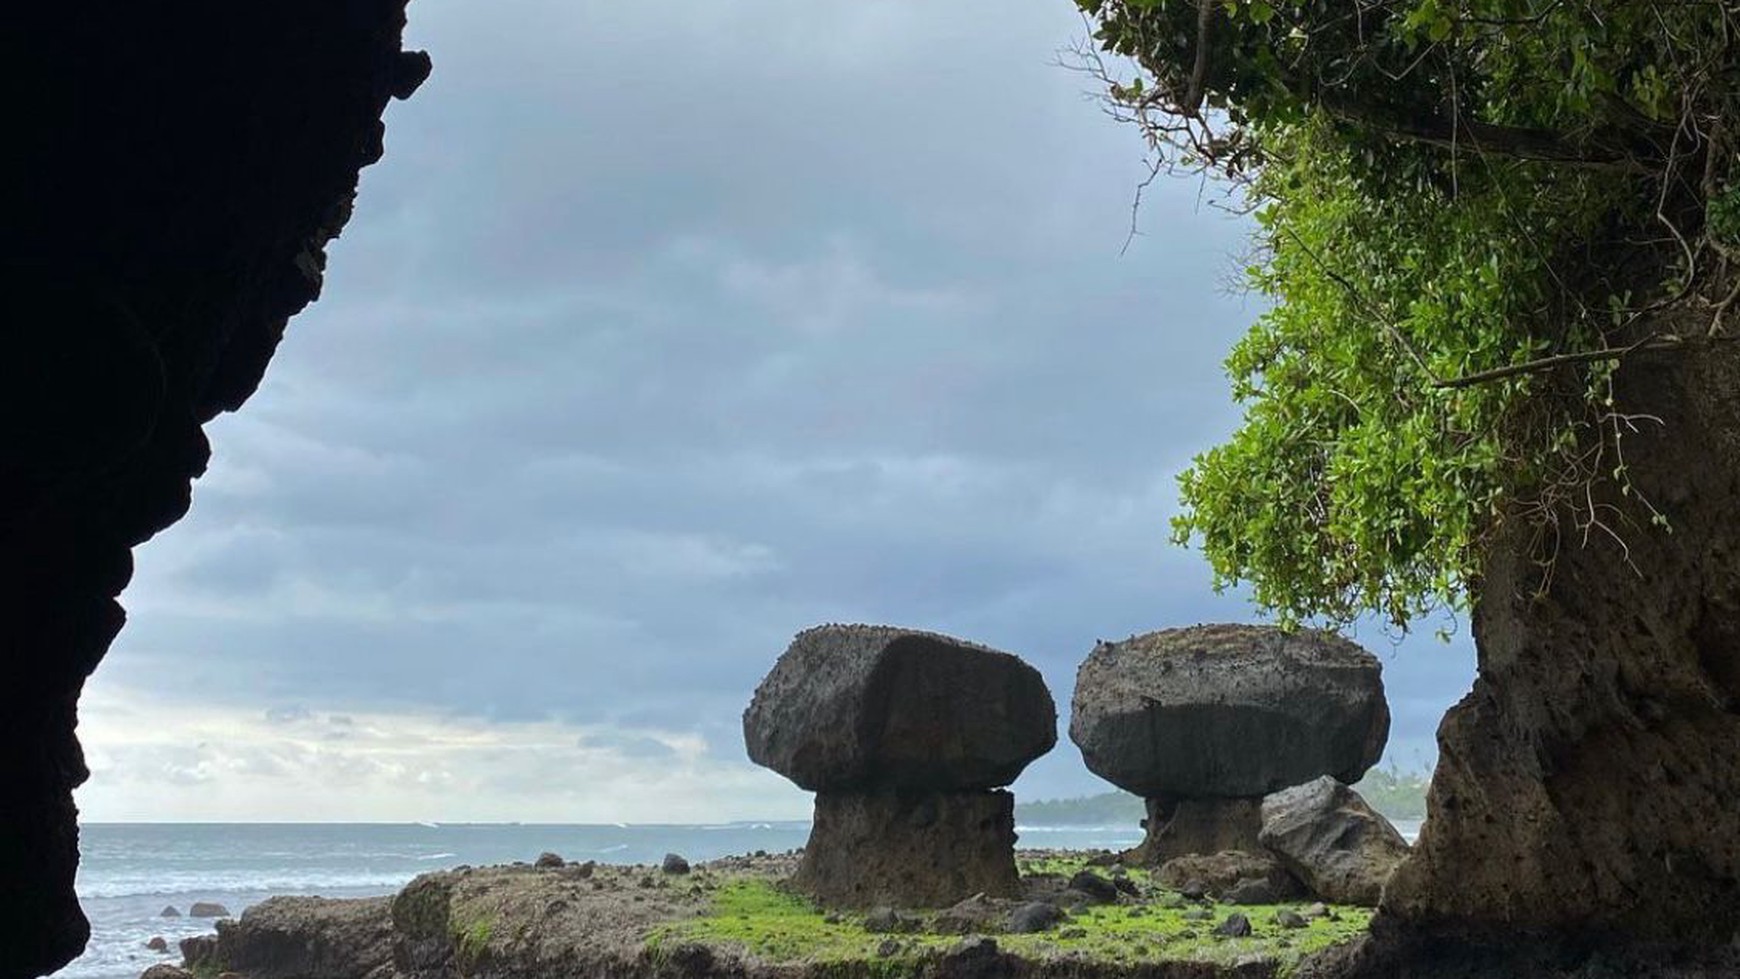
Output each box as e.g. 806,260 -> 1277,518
93,0 -> 1475,818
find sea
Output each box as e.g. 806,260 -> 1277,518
56,820 -> 1152,979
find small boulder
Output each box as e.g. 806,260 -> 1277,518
535,851 -> 564,868
1275,909 -> 1308,929
145,936 -> 169,952
932,893 -> 1007,935
1213,913 -> 1253,938
1259,776 -> 1410,907
159,906 -> 181,918
744,624 -> 1056,792
1157,850 -> 1302,900
1224,877 -> 1283,905
1069,624 -> 1388,798
1066,870 -> 1119,904
188,901 -> 230,919
863,907 -> 921,934
661,853 -> 691,875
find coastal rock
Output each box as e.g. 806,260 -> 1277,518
791,789 -> 1020,908
1065,870 -> 1119,904
743,624 -> 1056,792
189,901 -> 231,919
159,906 -> 181,919
208,896 -> 394,979
1069,624 -> 1389,798
1156,850 -> 1303,901
139,966 -> 194,979
1260,776 -> 1409,907
1006,902 -> 1064,933
662,853 -> 691,875
535,852 -> 564,868
1127,797 -> 1265,865
0,5 -> 426,975
146,936 -> 169,952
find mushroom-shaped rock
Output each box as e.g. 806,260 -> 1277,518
1069,624 -> 1388,799
744,624 -> 1057,792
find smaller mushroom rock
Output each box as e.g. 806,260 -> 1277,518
743,624 -> 1057,793
1259,776 -> 1410,907
1069,624 -> 1388,799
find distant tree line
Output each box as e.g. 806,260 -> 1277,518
1016,765 -> 1430,826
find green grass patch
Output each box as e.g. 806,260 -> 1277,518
653,872 -> 1373,976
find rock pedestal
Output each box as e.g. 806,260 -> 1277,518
791,789 -> 1019,908
745,624 -> 1055,907
1069,624 -> 1388,865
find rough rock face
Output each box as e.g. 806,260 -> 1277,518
792,790 -> 1021,908
1381,346 -> 1740,945
207,896 -> 396,979
1070,624 -> 1389,799
0,6 -> 425,976
743,624 -> 1057,792
1127,797 -> 1265,865
1259,777 -> 1409,907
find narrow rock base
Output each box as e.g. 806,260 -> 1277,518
793,789 -> 1019,908
1126,796 -> 1263,865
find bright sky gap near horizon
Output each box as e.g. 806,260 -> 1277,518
77,1 -> 1478,824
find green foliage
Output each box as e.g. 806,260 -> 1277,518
655,871 -> 1372,973
453,914 -> 494,973
1076,0 -> 1737,626
1352,763 -> 1432,822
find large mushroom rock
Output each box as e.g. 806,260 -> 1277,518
0,5 -> 426,975
1069,624 -> 1388,864
744,625 -> 1056,906
1259,776 -> 1409,907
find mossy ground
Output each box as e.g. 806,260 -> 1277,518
652,854 -> 1372,976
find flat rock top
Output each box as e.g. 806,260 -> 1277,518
1069,624 -> 1389,798
743,624 -> 1056,792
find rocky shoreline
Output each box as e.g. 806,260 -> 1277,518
152,850 -> 1373,979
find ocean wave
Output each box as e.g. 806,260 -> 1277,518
77,871 -> 422,900
416,852 -> 458,860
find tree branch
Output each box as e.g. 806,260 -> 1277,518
1317,95 -> 1655,172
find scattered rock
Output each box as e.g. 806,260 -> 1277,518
863,907 -> 921,934
1069,625 -> 1389,799
158,906 -> 181,919
1259,776 -> 1410,907
144,936 -> 168,952
1275,909 -> 1308,929
1224,877 -> 1283,905
1157,850 -> 1302,900
875,938 -> 901,957
1112,876 -> 1139,896
188,902 -> 230,919
932,893 -> 1007,935
1301,902 -> 1329,919
1058,927 -> 1088,940
662,853 -> 691,875
1006,902 -> 1064,934
572,860 -> 597,879
535,851 -> 564,868
1066,870 -> 1119,904
1213,913 -> 1253,938
744,624 -> 1057,792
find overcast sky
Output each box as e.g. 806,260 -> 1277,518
77,1 -> 1476,823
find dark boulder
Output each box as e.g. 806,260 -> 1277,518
534,852 -> 564,869
1213,912 -> 1253,938
1069,624 -> 1389,798
209,896 -> 394,979
145,936 -> 169,952
1006,901 -> 1064,933
661,853 -> 690,875
188,901 -> 231,919
1065,870 -> 1119,904
1157,850 -> 1303,901
743,624 -> 1056,793
159,906 -> 182,918
1260,776 -> 1409,907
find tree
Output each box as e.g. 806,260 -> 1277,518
1075,0 -> 1740,954
1073,0 -> 1740,628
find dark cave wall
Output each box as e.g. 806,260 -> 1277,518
0,5 -> 427,976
